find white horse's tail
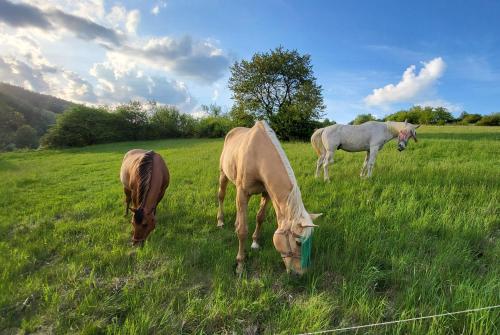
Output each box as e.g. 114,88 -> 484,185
311,128 -> 325,157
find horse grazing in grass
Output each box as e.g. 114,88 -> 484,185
120,149 -> 169,246
311,120 -> 420,180
217,121 -> 322,275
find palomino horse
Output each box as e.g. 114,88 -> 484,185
217,121 -> 322,275
120,149 -> 169,245
311,120 -> 420,180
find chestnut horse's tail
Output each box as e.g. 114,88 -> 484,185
311,128 -> 325,157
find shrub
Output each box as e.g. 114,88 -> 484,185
476,113 -> 500,126
196,116 -> 233,138
352,113 -> 376,125
15,125 -> 38,148
150,106 -> 196,138
41,105 -> 121,147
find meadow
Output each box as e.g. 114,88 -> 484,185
0,126 -> 499,334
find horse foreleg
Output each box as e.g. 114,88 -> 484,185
217,171 -> 229,227
252,193 -> 269,250
124,187 -> 132,216
323,150 -> 335,182
366,147 -> 380,177
360,151 -> 370,177
235,188 -> 249,275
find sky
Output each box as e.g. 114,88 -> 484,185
0,0 -> 499,123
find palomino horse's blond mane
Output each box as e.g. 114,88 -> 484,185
260,121 -> 313,238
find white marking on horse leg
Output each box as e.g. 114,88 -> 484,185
252,194 -> 268,249
235,188 -> 249,271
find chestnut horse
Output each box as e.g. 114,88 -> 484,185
120,149 -> 169,245
217,121 -> 322,275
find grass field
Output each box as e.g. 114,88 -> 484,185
0,126 -> 499,334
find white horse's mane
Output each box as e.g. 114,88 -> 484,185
259,121 -> 313,238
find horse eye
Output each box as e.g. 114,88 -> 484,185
296,239 -> 302,246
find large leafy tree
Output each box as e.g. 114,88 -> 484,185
228,46 -> 325,139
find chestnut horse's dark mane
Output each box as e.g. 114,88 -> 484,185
136,150 -> 155,214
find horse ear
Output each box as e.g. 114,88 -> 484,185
309,213 -> 323,221
404,119 -> 408,126
415,124 -> 421,129
301,222 -> 318,228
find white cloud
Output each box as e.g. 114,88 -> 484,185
0,0 -> 230,112
126,9 -> 140,34
89,61 -> 195,110
111,35 -> 231,83
364,57 -> 446,106
151,1 -> 166,16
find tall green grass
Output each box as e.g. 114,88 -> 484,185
0,126 -> 499,334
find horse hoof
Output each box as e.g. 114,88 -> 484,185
235,263 -> 244,277
251,241 -> 260,250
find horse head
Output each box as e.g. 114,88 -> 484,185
130,207 -> 156,246
398,120 -> 420,151
273,212 -> 322,275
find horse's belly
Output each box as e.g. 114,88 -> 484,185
339,142 -> 369,152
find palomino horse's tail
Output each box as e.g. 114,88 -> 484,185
310,128 -> 325,157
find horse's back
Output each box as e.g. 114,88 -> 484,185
121,149 -> 146,188
220,122 -> 274,186
120,149 -> 169,190
153,151 -> 169,190
323,122 -> 387,152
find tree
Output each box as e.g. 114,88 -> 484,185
477,113 -> 500,126
200,103 -> 223,117
15,125 -> 38,148
150,105 -> 196,138
458,112 -> 482,124
352,113 -> 376,125
41,105 -> 120,147
228,46 -> 325,139
114,101 -> 149,140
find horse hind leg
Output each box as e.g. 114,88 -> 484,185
315,154 -> 324,179
360,151 -> 370,177
251,193 -> 269,250
323,149 -> 336,182
366,147 -> 380,177
217,170 -> 229,227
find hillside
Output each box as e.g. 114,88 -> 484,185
0,83 -> 74,149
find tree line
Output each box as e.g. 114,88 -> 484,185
39,101 -> 333,148
1,47 -> 499,151
350,106 -> 499,126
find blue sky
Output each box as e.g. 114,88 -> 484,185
0,0 -> 499,123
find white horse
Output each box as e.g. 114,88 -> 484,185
311,121 -> 420,180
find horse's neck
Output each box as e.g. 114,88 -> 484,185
142,161 -> 161,212
264,172 -> 304,230
385,122 -> 404,138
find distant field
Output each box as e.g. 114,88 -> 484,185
0,126 -> 499,334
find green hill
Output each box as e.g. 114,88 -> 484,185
0,83 -> 74,149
